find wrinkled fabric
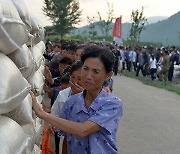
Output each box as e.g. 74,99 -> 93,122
0,116 -> 28,154
0,53 -> 31,114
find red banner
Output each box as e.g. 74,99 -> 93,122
112,16 -> 122,38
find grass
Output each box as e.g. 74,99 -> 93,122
122,70 -> 180,95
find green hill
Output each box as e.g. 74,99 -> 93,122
70,12 -> 180,46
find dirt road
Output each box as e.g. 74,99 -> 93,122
113,76 -> 180,154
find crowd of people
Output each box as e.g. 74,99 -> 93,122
31,39 -> 123,154
31,38 -> 179,153
113,45 -> 180,82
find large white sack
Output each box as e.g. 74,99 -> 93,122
0,53 -> 31,114
8,44 -> 36,79
28,70 -> 45,96
34,118 -> 43,146
42,92 -> 51,109
36,41 -> 45,54
29,15 -> 39,35
174,65 -> 180,71
11,0 -> 31,31
4,94 -> 33,126
0,116 -> 28,154
22,123 -> 36,152
33,144 -> 41,154
31,17 -> 44,45
0,0 -> 30,54
31,44 -> 45,71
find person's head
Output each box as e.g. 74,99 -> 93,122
68,43 -> 78,63
81,45 -> 114,92
46,45 -> 52,53
60,73 -> 70,90
163,50 -> 169,56
54,45 -> 61,52
75,45 -> 86,61
69,60 -> 83,94
61,43 -> 69,58
58,58 -> 72,75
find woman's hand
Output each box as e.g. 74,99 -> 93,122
70,81 -> 84,94
44,66 -> 54,85
29,91 -> 45,119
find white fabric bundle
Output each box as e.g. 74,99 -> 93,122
36,41 -> 45,54
4,94 -> 33,126
8,44 -> 36,79
42,92 -> 51,109
33,144 -> 41,154
22,123 -> 36,152
0,116 -> 28,154
34,118 -> 43,146
174,65 -> 180,71
30,15 -> 39,35
36,95 -> 44,104
29,15 -> 44,45
174,65 -> 180,78
0,53 -> 31,114
11,0 -> 31,31
28,70 -> 45,96
31,44 -> 45,71
0,0 -> 30,54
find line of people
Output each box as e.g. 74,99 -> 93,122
111,45 -> 180,82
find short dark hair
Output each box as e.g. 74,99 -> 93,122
69,60 -> 83,75
60,73 -> 70,84
81,45 -> 115,73
59,57 -> 72,65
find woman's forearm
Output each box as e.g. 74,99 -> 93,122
42,112 -> 99,137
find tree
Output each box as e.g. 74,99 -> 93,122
87,16 -> 97,38
43,0 -> 82,38
97,2 -> 114,37
129,7 -> 147,44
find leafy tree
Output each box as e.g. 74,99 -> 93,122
129,7 -> 147,43
97,2 -> 114,37
87,16 -> 97,38
43,0 -> 82,38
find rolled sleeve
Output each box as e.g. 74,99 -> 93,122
88,99 -> 123,135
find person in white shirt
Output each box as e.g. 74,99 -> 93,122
51,60 -> 84,154
150,54 -> 157,80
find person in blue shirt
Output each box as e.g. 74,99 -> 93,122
31,45 -> 123,154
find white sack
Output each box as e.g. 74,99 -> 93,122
42,92 -> 51,109
0,116 -> 28,154
4,94 -> 33,126
36,95 -> 44,104
11,0 -> 31,31
8,44 -> 36,79
174,65 -> 180,71
0,53 -> 31,114
30,15 -> 39,35
31,45 -> 45,71
22,123 -> 36,152
0,0 -> 30,54
36,41 -> 45,54
28,70 -> 45,96
33,144 -> 41,154
34,118 -> 43,146
38,65 -> 45,76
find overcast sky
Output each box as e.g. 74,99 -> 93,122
26,0 -> 180,27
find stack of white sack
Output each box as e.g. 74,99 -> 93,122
0,0 -> 32,55
0,116 -> 29,154
0,0 -> 45,153
174,65 -> 180,78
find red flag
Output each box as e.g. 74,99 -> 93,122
112,16 -> 122,38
